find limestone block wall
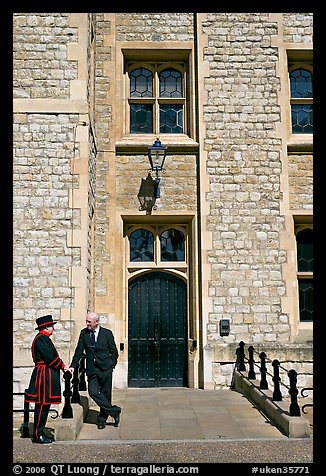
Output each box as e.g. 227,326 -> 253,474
92,11 -> 196,298
202,13 -> 286,345
115,154 -> 197,212
282,13 -> 313,43
288,154 -> 313,210
91,14 -> 111,302
199,12 -> 313,387
13,112 -> 80,375
115,12 -> 194,41
13,13 -> 78,99
13,13 -> 91,393
12,12 -> 313,393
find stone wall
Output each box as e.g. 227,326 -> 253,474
202,13 -> 286,346
13,113 -> 79,327
282,13 -> 313,43
13,13 -> 78,99
13,13 -> 90,392
13,13 -> 313,393
288,154 -> 313,210
115,12 -> 194,41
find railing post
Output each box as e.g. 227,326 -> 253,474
236,341 -> 246,371
61,371 -> 73,419
22,389 -> 30,438
272,359 -> 282,401
71,362 -> 81,404
259,351 -> 268,390
288,369 -> 301,416
79,354 -> 87,391
247,345 -> 256,379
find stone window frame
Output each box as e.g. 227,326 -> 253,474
294,222 -> 313,323
118,48 -> 196,148
126,224 -> 188,272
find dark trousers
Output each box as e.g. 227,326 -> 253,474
88,368 -> 120,423
33,403 -> 50,439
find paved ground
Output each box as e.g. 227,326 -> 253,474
13,388 -> 314,465
78,387 -> 290,440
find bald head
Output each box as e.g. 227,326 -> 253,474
87,312 -> 98,322
86,312 -> 99,330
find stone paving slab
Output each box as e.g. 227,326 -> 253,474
76,388 -> 289,441
13,387 -> 313,442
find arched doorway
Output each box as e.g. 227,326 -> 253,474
128,271 -> 187,387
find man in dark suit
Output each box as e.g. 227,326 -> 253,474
26,315 -> 72,444
69,312 -> 121,429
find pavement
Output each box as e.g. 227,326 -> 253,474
13,387 -> 314,465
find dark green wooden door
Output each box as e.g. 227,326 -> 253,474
128,272 -> 187,387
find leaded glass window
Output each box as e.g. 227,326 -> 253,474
130,104 -> 153,134
128,64 -> 186,135
296,227 -> 313,322
130,68 -> 153,98
290,68 -> 313,134
159,69 -> 182,98
159,68 -> 183,133
298,280 -> 313,322
160,105 -> 183,133
297,228 -> 313,272
160,228 -> 185,262
130,229 -> 154,262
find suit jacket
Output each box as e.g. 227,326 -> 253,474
26,330 -> 65,405
70,326 -> 119,376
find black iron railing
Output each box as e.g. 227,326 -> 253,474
301,387 -> 313,414
14,354 -> 86,431
61,354 -> 86,419
233,341 -> 313,417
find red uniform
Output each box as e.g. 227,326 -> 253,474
26,328 -> 66,441
26,330 -> 65,404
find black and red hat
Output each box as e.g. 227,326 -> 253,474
35,315 -> 58,330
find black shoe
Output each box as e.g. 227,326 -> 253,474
44,432 -> 55,442
97,422 -> 106,429
32,435 -> 53,444
113,409 -> 121,427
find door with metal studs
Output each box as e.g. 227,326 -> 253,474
128,271 -> 187,387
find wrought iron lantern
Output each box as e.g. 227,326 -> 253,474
147,137 -> 167,198
138,138 -> 168,214
147,138 -> 167,181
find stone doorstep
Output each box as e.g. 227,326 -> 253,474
53,393 -> 89,441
